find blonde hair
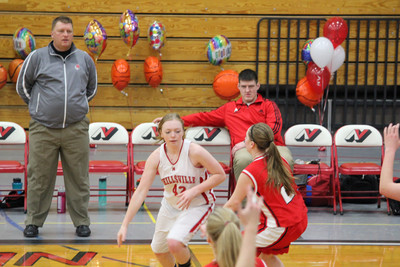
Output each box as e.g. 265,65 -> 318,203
157,113 -> 185,142
248,123 -> 295,195
206,208 -> 242,267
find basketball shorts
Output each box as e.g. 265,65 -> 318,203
151,198 -> 214,253
256,217 -> 308,255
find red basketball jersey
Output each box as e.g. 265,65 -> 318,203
243,156 -> 308,229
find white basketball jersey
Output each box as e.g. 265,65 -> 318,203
159,139 -> 216,209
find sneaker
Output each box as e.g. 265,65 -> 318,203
24,225 -> 39,238
76,225 -> 91,237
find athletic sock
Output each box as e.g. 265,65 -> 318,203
178,259 -> 191,267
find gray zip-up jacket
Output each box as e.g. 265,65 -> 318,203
16,41 -> 97,128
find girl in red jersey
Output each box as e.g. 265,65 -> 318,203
225,123 -> 308,267
204,187 -> 267,267
117,113 -> 225,267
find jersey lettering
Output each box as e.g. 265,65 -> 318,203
172,184 -> 187,196
280,186 -> 294,204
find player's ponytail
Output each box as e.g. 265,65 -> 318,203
206,207 -> 242,267
249,123 -> 295,195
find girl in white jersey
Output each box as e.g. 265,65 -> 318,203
118,113 -> 225,267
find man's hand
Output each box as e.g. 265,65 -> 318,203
231,141 -> 246,156
152,117 -> 162,124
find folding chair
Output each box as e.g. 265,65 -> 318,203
0,122 -> 28,211
284,124 -> 337,214
88,122 -> 131,205
334,124 -> 390,215
185,126 -> 234,199
130,122 -> 163,198
57,122 -> 131,205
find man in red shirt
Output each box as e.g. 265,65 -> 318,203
154,69 -> 293,179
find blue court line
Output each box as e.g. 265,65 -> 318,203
61,245 -> 80,251
0,208 -> 43,240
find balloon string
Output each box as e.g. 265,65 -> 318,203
126,48 -> 132,60
159,86 -> 172,112
125,91 -> 134,130
319,84 -> 330,126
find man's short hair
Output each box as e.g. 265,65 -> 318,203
239,69 -> 258,83
52,16 -> 73,30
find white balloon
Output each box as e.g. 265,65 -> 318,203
327,45 -> 345,73
310,37 -> 334,68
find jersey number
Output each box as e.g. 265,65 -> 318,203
280,186 -> 295,204
173,184 -> 186,196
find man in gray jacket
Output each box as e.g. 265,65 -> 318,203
16,16 -> 97,238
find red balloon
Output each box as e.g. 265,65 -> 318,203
306,62 -> 331,94
323,17 -> 348,48
296,77 -> 323,109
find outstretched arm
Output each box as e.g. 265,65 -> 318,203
224,172 -> 254,212
117,149 -> 159,246
235,186 -> 262,267
380,123 -> 400,201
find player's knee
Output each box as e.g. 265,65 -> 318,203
167,239 -> 184,254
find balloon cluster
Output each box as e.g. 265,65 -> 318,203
82,11 -> 167,94
297,17 -> 348,110
84,19 -> 107,62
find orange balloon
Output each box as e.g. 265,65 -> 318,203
144,56 -> 162,88
296,77 -> 323,108
111,59 -> 130,91
8,59 -> 24,83
213,70 -> 240,100
0,64 -> 7,89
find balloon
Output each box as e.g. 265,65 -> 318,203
206,35 -> 232,66
84,20 -> 107,62
111,59 -> 130,93
306,62 -> 331,95
213,70 -> 239,100
148,21 -> 166,51
119,9 -> 140,54
296,77 -> 323,109
0,64 -> 7,89
323,17 -> 348,48
310,37 -> 334,68
327,45 -> 345,73
144,56 -> 162,88
301,39 -> 314,65
13,27 -> 36,59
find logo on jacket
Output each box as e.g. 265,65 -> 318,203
141,126 -> 159,140
345,129 -> 371,143
75,64 -> 80,70
0,126 -> 15,140
193,128 -> 221,142
91,127 -> 118,141
295,128 -> 322,142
